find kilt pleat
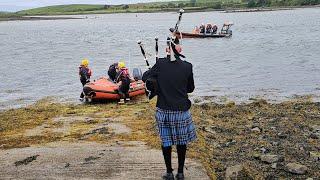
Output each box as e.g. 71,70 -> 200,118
155,108 -> 197,147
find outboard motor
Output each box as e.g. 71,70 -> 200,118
132,68 -> 142,81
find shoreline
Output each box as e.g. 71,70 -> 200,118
0,5 -> 319,22
0,16 -> 84,22
0,97 -> 319,179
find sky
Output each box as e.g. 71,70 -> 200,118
0,0 -> 170,12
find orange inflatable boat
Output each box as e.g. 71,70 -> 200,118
83,77 -> 145,100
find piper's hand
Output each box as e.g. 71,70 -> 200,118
179,9 -> 184,13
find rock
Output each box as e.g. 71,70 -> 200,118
65,163 -> 70,168
311,125 -> 320,132
271,163 -> 277,169
271,142 -> 279,146
260,147 -> 270,154
253,153 -> 260,160
306,178 -> 313,180
270,126 -> 276,131
225,140 -> 237,147
309,133 -> 320,139
14,155 -> 40,166
309,151 -> 320,161
277,132 -> 287,139
203,127 -> 215,134
285,163 -> 308,175
225,164 -> 252,180
268,118 -> 277,123
252,123 -> 260,128
251,127 -> 261,133
260,154 -> 279,164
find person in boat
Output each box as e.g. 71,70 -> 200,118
115,61 -> 132,103
192,26 -> 200,34
107,62 -> 118,82
142,39 -> 196,180
199,23 -> 205,34
206,23 -> 213,34
79,59 -> 92,100
212,24 -> 218,34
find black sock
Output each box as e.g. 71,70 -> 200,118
162,146 -> 173,173
177,145 -> 187,174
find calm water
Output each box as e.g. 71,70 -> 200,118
1,8 -> 320,109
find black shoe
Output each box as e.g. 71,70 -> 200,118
175,173 -> 184,180
162,172 -> 174,180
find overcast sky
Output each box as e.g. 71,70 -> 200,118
0,0 -> 170,12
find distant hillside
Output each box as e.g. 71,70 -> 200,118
5,0 -> 320,16
17,4 -> 106,15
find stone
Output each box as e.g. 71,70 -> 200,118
253,153 -> 260,160
271,163 -> 277,169
309,151 -> 320,161
311,125 -> 320,132
203,127 -> 215,134
65,163 -> 70,168
285,163 -> 308,175
251,127 -> 261,133
225,164 -> 252,180
268,118 -> 277,122
225,140 -> 237,147
260,154 -> 279,164
260,147 -> 270,154
277,132 -> 287,139
310,133 -> 320,139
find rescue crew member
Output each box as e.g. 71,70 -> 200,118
108,62 -> 118,82
206,23 -> 213,34
199,23 -> 205,34
192,26 -> 200,34
115,61 -> 132,103
212,24 -> 218,34
79,59 -> 92,101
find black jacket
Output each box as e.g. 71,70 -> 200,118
143,57 -> 195,111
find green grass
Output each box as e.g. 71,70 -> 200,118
0,12 -> 21,18
17,4 -> 106,15
1,0 -> 319,17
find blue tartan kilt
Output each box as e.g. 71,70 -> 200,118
155,108 -> 197,147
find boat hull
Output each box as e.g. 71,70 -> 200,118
175,32 -> 232,39
83,77 -> 145,100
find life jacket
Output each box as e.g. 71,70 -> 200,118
79,66 -> 92,83
116,67 -> 130,82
